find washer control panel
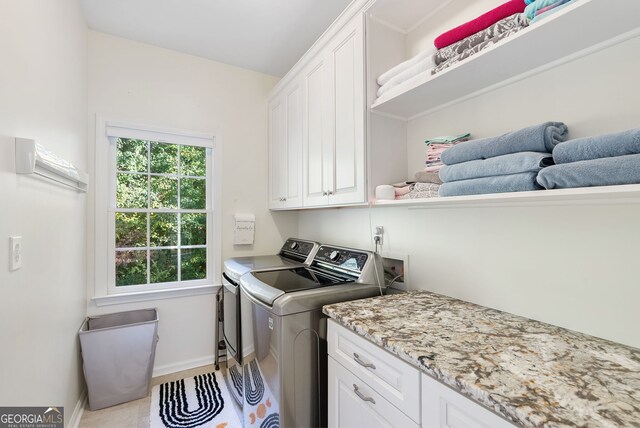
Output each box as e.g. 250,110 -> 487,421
314,246 -> 369,272
280,239 -> 317,260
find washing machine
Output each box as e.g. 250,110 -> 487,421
221,238 -> 320,407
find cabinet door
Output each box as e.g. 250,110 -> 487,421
302,55 -> 330,207
422,374 -> 516,428
329,357 -> 419,428
268,95 -> 287,209
269,83 -> 303,209
326,15 -> 366,205
283,83 -> 302,207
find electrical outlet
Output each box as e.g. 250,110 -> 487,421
10,236 -> 22,271
373,226 -> 384,245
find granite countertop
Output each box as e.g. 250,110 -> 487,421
323,291 -> 640,428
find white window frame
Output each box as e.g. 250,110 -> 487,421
93,116 -> 222,306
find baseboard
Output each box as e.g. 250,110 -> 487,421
152,355 -> 218,378
68,389 -> 87,428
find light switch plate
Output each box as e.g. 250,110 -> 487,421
10,236 -> 22,271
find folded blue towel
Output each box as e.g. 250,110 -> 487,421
553,128 -> 640,164
439,172 -> 542,197
439,152 -> 553,183
441,122 -> 568,165
537,154 -> 640,189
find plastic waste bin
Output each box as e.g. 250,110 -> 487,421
79,308 -> 159,410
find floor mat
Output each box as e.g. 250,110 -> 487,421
150,371 -> 241,428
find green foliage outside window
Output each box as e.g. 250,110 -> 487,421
114,138 -> 208,287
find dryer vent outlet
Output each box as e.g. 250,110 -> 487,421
381,254 -> 407,290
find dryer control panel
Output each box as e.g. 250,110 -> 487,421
313,246 -> 369,273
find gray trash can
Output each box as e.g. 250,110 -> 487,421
79,308 -> 159,410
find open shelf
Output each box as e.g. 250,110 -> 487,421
371,184 -> 640,209
371,0 -> 640,119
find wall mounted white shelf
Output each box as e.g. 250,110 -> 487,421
15,137 -> 89,192
371,184 -> 640,209
371,0 -> 640,119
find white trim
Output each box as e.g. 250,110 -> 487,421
93,115 -> 223,302
68,389 -> 87,428
105,121 -> 214,148
152,355 -> 217,378
92,284 -> 219,307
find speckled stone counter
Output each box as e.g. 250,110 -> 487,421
323,291 -> 640,428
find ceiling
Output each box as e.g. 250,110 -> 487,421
80,0 -> 353,77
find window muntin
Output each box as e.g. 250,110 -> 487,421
111,137 -> 210,290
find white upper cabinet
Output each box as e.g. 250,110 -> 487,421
269,80 -> 303,209
303,15 -> 366,207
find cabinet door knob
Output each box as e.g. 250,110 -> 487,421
283,197 -> 286,201
353,384 -> 375,404
353,353 -> 376,369
322,191 -> 327,196
328,190 -> 334,196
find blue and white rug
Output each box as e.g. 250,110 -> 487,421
151,371 -> 241,428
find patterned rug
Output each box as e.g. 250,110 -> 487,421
150,371 -> 241,428
242,359 -> 279,428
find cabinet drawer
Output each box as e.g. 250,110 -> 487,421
422,374 -> 516,428
329,356 -> 419,428
328,320 -> 420,422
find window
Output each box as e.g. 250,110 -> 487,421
94,120 -> 220,301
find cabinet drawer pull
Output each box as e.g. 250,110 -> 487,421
353,353 -> 376,369
353,384 -> 375,404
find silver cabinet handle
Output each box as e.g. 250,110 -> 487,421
353,384 -> 375,404
328,190 -> 333,195
322,191 -> 327,196
283,197 -> 286,201
353,353 -> 376,369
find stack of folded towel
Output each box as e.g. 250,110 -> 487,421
525,0 -> 579,24
432,0 -> 530,75
375,0 -> 582,101
396,182 -> 441,200
438,122 -> 567,197
423,134 -> 470,174
376,48 -> 436,99
537,129 -> 640,189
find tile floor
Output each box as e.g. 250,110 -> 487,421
78,364 -> 216,428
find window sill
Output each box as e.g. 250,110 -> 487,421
92,284 -> 220,307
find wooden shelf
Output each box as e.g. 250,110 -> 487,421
370,0 -> 640,119
371,184 -> 640,209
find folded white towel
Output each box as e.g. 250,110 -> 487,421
377,56 -> 434,98
377,47 -> 436,87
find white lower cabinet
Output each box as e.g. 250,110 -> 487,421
421,374 -> 515,428
329,356 -> 419,428
328,320 -> 516,428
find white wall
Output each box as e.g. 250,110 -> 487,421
0,0 -> 88,423
299,35 -> 640,349
86,31 -> 297,372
